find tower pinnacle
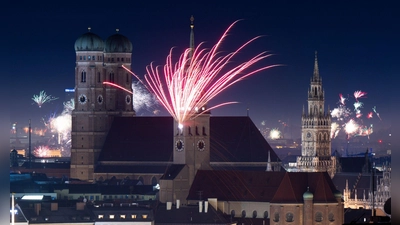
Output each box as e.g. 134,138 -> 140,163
189,15 -> 195,59
313,51 -> 319,79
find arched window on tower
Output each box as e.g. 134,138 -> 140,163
81,71 -> 86,83
109,73 -> 114,82
97,72 -> 101,83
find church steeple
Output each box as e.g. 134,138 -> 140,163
189,15 -> 195,60
313,51 -> 319,79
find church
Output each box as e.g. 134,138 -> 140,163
70,19 -> 283,205
296,52 -> 336,177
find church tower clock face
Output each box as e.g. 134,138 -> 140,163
79,94 -> 87,104
197,140 -> 205,151
176,140 -> 184,151
125,95 -> 131,104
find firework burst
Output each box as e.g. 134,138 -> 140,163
34,145 -> 50,157
331,90 -> 381,139
122,21 -> 277,126
32,90 -> 58,108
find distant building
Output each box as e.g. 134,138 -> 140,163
297,52 -> 336,177
187,170 -> 344,225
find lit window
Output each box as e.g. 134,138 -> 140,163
131,214 -> 137,219
98,215 -> 103,219
109,215 -> 114,219
142,214 -> 148,219
120,214 -> 126,219
88,55 -> 91,60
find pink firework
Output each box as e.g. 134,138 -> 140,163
129,21 -> 277,126
339,93 -> 346,105
34,145 -> 50,157
353,90 -> 367,102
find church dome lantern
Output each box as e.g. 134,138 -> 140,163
105,30 -> 132,53
74,28 -> 104,51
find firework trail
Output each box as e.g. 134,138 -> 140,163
339,93 -> 346,105
122,21 -> 277,126
32,90 -> 58,108
372,106 -> 382,120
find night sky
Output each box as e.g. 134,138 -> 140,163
3,1 -> 398,147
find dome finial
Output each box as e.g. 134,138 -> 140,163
116,28 -> 119,33
190,15 -> 194,29
88,27 -> 91,32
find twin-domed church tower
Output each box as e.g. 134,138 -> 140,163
71,28 -> 135,181
297,52 -> 336,177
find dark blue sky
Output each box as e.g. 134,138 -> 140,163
3,1 -> 398,146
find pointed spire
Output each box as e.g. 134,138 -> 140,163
266,150 -> 272,171
302,104 -> 305,115
313,51 -> 319,79
189,15 -> 195,59
88,27 -> 91,32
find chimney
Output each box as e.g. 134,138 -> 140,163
176,199 -> 180,209
166,202 -> 172,210
204,201 -> 208,213
199,201 -> 203,213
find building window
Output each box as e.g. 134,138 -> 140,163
142,214 -> 148,219
111,58 -> 114,62
109,215 -> 114,219
92,55 -> 95,60
98,215 -> 103,219
117,57 -> 120,61
252,210 -> 257,218
315,212 -> 323,222
79,56 -> 82,60
88,55 -> 91,60
120,214 -> 126,219
273,212 -> 279,222
230,210 -> 235,217
109,73 -> 114,82
263,211 -> 269,219
131,214 -> 137,219
81,71 -> 86,83
108,58 -> 110,62
126,73 -> 129,83
241,210 -> 246,218
83,56 -> 86,60
286,212 -> 294,222
328,213 -> 334,222
98,72 -> 101,83
121,57 -> 124,62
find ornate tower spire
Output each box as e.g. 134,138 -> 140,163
313,51 -> 319,79
189,15 -> 195,59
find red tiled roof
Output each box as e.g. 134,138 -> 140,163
188,170 -> 338,203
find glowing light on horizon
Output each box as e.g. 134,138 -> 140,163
120,21 -> 278,125
32,90 -> 58,108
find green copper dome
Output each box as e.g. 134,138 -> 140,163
303,188 -> 314,200
105,33 -> 132,53
74,32 -> 104,51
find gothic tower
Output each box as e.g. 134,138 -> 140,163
70,28 -> 135,181
297,52 -> 335,177
173,16 -> 211,187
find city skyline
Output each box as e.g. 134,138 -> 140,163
4,1 -> 397,147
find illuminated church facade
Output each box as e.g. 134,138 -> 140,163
70,19 -> 282,204
296,52 -> 336,177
